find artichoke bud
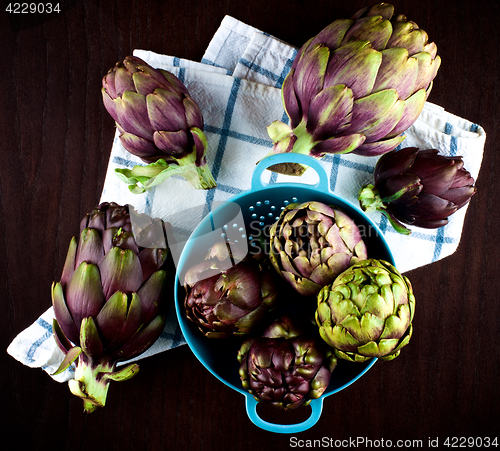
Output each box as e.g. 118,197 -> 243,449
315,259 -> 415,362
51,202 -> 173,413
183,241 -> 281,338
269,201 -> 368,297
266,3 -> 441,174
102,55 -> 216,192
237,315 -> 337,410
358,147 -> 476,234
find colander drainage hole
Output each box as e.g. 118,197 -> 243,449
220,222 -> 248,242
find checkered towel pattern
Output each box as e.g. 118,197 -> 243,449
8,16 -> 486,382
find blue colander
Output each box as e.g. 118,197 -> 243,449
174,153 -> 394,434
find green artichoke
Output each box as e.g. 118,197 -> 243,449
102,55 -> 216,193
358,147 -> 476,234
238,316 -> 337,410
269,201 -> 367,297
315,259 -> 414,362
183,241 -> 281,338
51,202 -> 172,412
267,3 -> 441,175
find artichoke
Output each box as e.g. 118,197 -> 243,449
238,315 -> 337,410
51,202 -> 172,412
269,201 -> 368,297
358,147 -> 476,234
102,55 -> 216,193
315,259 -> 414,362
266,3 -> 441,175
183,241 -> 280,338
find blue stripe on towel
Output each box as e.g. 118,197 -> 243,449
204,77 -> 242,213
432,227 -> 446,262
329,155 -> 341,192
275,51 -> 297,88
238,49 -> 296,89
160,329 -> 185,348
112,156 -> 136,168
172,57 -> 186,83
239,58 -> 281,84
378,214 -> 388,234
450,136 -> 458,156
444,122 -> 458,156
201,58 -> 233,75
26,318 -> 53,363
204,125 -> 272,148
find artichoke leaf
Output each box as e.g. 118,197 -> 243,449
146,88 -> 187,131
65,262 -> 106,328
111,314 -> 165,361
95,291 -> 142,350
52,318 -> 73,354
281,69 -> 301,128
80,317 -> 104,359
293,44 -> 330,121
61,236 -> 78,286
52,345 -> 82,376
98,248 -> 143,300
101,363 -> 140,382
267,120 -> 294,143
115,91 -> 154,140
342,312 -> 385,343
51,281 -> 80,345
325,40 -> 383,98
356,338 -> 399,357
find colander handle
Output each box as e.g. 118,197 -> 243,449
244,394 -> 323,434
251,153 -> 330,192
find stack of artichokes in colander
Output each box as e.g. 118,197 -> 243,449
49,3 -> 477,413
182,201 -> 415,409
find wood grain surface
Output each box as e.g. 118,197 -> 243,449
2,1 -> 499,450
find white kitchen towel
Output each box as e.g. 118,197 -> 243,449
8,16 -> 486,382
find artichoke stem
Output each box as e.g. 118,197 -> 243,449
358,184 -> 387,213
291,119 -> 317,156
180,163 -> 217,190
195,164 -> 217,190
268,120 -> 317,176
68,354 -> 114,413
358,184 -> 412,235
130,164 -> 165,178
121,159 -> 216,192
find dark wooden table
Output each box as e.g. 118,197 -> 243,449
2,1 -> 499,449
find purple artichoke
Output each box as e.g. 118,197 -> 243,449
237,316 -> 337,410
269,201 -> 368,297
266,3 -> 441,175
358,147 -> 476,234
183,241 -> 281,338
102,55 -> 216,192
51,202 -> 172,412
